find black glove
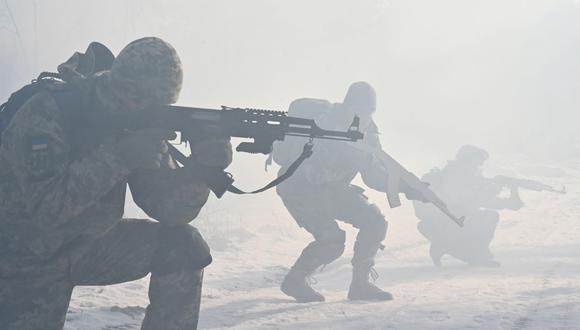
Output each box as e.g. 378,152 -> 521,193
116,128 -> 176,170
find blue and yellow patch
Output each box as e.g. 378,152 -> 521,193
26,135 -> 54,180
30,137 -> 49,151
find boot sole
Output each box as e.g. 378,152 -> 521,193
281,285 -> 325,303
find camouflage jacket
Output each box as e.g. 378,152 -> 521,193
0,74 -> 209,264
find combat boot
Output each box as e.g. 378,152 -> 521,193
348,281 -> 393,301
348,265 -> 393,301
281,268 -> 325,303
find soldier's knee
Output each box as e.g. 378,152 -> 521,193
313,228 -> 346,263
358,206 -> 388,242
369,219 -> 388,243
151,224 -> 212,276
317,226 -> 346,244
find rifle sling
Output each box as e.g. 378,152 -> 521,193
228,142 -> 313,195
168,142 -> 313,197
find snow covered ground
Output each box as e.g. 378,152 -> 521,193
64,161 -> 580,330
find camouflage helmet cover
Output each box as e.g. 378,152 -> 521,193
343,81 -> 376,114
111,37 -> 183,105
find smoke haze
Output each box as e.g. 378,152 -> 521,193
2,3 -> 579,327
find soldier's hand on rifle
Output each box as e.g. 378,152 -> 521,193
190,137 -> 233,169
116,128 -> 176,170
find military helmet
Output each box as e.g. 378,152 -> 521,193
343,81 -> 376,114
455,145 -> 489,163
111,37 -> 183,105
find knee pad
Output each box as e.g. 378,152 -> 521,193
151,225 -> 212,276
317,226 -> 347,245
352,218 -> 387,266
359,210 -> 388,243
374,218 -> 388,241
310,228 -> 346,264
310,241 -> 345,265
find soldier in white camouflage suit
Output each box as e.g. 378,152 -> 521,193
0,37 -> 232,329
413,145 -> 524,268
276,82 -> 424,302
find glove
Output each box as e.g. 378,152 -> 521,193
115,128 -> 176,170
190,137 -> 233,169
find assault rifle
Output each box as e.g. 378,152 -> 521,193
377,150 -> 465,227
103,105 -> 364,197
344,143 -> 465,227
492,175 -> 566,194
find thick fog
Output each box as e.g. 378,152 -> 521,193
3,1 -> 579,167
3,0 -> 579,231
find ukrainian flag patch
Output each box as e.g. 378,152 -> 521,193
30,137 -> 49,151
27,135 -> 54,179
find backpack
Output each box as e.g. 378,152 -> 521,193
0,42 -> 114,145
271,98 -> 333,168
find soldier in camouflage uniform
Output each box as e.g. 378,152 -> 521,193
276,82 -> 424,302
0,37 -> 232,330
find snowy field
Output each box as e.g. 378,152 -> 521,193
64,160 -> 580,330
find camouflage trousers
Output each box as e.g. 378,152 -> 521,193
277,184 -> 388,273
0,218 -> 211,330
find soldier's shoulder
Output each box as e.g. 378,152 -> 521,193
6,90 -> 65,135
17,90 -> 60,115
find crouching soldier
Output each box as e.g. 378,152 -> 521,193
0,37 -> 232,329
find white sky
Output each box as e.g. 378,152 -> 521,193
2,0 -> 579,177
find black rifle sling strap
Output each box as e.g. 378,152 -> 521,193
227,142 -> 313,195
168,142 -> 313,197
